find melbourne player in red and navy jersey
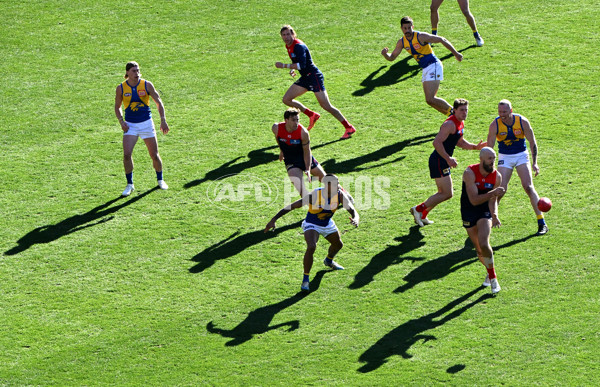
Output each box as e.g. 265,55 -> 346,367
276,25 -> 357,139
461,147 -> 505,294
114,61 -> 170,197
381,16 -> 463,116
265,174 -> 359,292
272,108 -> 326,197
410,99 -> 486,226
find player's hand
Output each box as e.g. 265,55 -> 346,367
120,121 -> 129,132
532,163 -> 540,177
455,52 -> 463,62
381,47 -> 389,56
492,187 -> 506,197
264,219 -> 276,233
475,140 -> 487,150
305,170 -> 311,183
492,215 -> 501,228
275,62 -> 284,69
279,151 -> 284,162
349,216 -> 359,227
448,157 -> 458,168
289,69 -> 296,77
160,120 -> 169,134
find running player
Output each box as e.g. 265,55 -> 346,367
381,16 -> 463,116
265,174 -> 359,292
430,0 -> 484,47
115,61 -> 169,196
272,108 -> 326,197
486,100 -> 548,235
411,98 -> 486,226
461,147 -> 505,294
276,25 -> 357,139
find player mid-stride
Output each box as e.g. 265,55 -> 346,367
265,174 -> 359,292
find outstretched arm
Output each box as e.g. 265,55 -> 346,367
381,39 -> 404,61
341,190 -> 359,227
420,33 -> 463,62
457,137 -> 487,150
264,195 -> 307,232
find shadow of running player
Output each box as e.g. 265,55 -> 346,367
393,233 -> 537,293
358,286 -> 491,373
206,270 -> 329,346
4,187 -> 158,256
349,226 -> 426,290
189,220 -> 302,274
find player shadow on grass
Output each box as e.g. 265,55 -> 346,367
394,233 -> 537,293
206,270 -> 329,346
4,188 -> 158,256
358,286 -> 491,373
349,226 -> 426,290
189,221 -> 302,274
352,45 -> 476,97
184,139 -> 343,189
321,133 -> 435,174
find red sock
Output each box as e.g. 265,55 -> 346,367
341,119 -> 352,129
303,108 -> 315,117
486,267 -> 497,280
422,209 -> 429,218
416,203 -> 427,213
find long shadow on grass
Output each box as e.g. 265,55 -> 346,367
321,133 -> 435,174
358,286 -> 490,373
206,270 -> 329,346
349,226 -> 426,290
184,139 -> 342,189
189,221 -> 302,273
394,233 -> 537,293
353,45 -> 476,97
4,188 -> 158,256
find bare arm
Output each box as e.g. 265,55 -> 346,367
114,85 -> 129,132
487,120 -> 498,149
522,116 -> 539,176
433,121 -> 458,167
341,190 -> 359,227
464,168 -> 505,206
272,124 -> 284,161
488,173 -> 503,228
147,81 -> 169,134
264,195 -> 307,232
381,39 -> 404,61
419,33 -> 463,62
301,127 -> 311,173
457,137 -> 487,151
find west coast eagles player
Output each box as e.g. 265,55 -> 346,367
487,100 -> 548,235
265,174 -> 359,291
114,61 -> 169,196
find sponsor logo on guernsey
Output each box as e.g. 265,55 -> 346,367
514,129 -> 522,136
414,44 -> 421,50
499,131 -> 507,136
484,183 -> 493,189
138,90 -> 147,97
124,93 -> 132,97
290,139 -> 301,145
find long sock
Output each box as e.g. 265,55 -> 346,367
303,273 -> 310,282
126,172 -> 133,185
432,29 -> 438,35
422,209 -> 430,218
324,255 -> 333,265
416,202 -> 427,213
156,171 -> 163,181
303,108 -> 315,117
483,256 -> 496,279
537,214 -> 546,225
473,30 -> 480,37
341,119 -> 352,129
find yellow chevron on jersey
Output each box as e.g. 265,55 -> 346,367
121,79 -> 150,111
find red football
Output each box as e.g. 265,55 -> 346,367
538,197 -> 552,212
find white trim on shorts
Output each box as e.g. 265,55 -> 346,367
498,151 -> 529,169
422,61 -> 444,83
302,219 -> 338,237
123,118 -> 156,139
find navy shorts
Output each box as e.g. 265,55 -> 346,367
429,152 -> 451,179
295,71 -> 325,92
461,206 -> 491,228
286,156 -> 319,172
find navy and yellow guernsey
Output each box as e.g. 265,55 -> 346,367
493,114 -> 526,155
305,188 -> 343,227
120,79 -> 152,123
402,32 -> 438,69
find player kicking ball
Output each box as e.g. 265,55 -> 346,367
265,174 -> 359,291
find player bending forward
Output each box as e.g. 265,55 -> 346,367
461,147 -> 505,294
265,174 -> 359,291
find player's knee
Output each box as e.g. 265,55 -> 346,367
123,153 -> 133,161
523,184 -> 535,196
150,152 -> 161,161
334,240 -> 344,251
425,95 -> 436,106
306,243 -> 317,253
443,190 -> 453,201
282,96 -> 293,106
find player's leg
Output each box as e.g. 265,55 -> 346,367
122,135 -> 138,196
302,229 -> 320,290
310,163 -> 326,182
282,83 -> 310,112
287,167 -> 308,197
430,0 -> 444,34
314,90 -> 356,138
324,230 -> 345,270
412,175 -> 452,226
458,0 -> 484,46
143,136 -> 167,189
496,166 -> 513,204
476,218 -> 500,293
515,162 -> 547,234
423,80 -> 453,115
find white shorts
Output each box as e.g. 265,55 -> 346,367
123,119 -> 156,139
498,151 -> 530,169
422,61 -> 444,83
302,219 -> 339,237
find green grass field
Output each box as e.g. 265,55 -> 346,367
2,0 -> 599,384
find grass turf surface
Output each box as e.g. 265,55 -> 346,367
1,0 -> 599,384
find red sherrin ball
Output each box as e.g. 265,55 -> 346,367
537,197 -> 552,212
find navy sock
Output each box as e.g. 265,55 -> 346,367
537,218 -> 546,226
126,172 -> 133,185
156,171 -> 163,181
303,274 -> 310,282
325,257 -> 333,265
432,29 -> 438,35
